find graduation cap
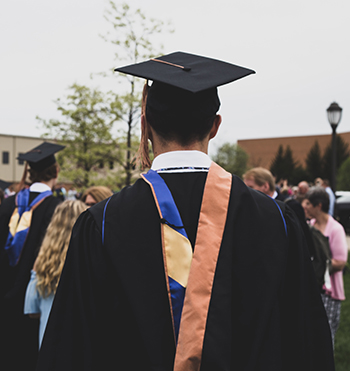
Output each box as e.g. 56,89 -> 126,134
115,51 -> 255,120
0,179 -> 12,191
17,142 -> 65,172
115,51 -> 255,93
115,52 -> 255,169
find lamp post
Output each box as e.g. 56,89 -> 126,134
326,102 -> 343,192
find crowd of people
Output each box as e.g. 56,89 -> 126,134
0,144 -> 114,370
0,52 -> 341,370
243,167 -> 348,348
0,150 -> 346,370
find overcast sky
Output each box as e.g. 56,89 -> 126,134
1,0 -> 349,155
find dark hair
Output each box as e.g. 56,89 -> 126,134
146,108 -> 216,146
305,186 -> 329,213
0,189 -> 4,203
145,82 -> 220,146
28,162 -> 59,183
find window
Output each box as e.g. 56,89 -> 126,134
2,151 -> 9,164
18,153 -> 24,165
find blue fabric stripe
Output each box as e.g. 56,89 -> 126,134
17,189 -> 53,216
16,188 -> 30,217
143,170 -> 191,342
168,277 -> 185,341
5,229 -> 29,266
143,170 -> 188,239
102,197 -> 112,246
272,199 -> 288,237
5,189 -> 53,267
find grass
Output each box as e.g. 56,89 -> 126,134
334,261 -> 350,371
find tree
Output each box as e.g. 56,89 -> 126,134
212,143 -> 248,178
101,2 -> 172,186
305,141 -> 324,181
292,165 -> 309,186
283,145 -> 297,177
322,135 -> 350,181
270,145 -> 285,180
337,157 -> 350,191
38,84 -> 117,188
270,145 -> 304,184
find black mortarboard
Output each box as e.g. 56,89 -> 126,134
0,180 -> 12,191
115,52 -> 255,120
17,142 -> 65,172
115,52 -> 255,169
115,51 -> 255,93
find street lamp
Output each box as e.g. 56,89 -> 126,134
326,102 -> 343,192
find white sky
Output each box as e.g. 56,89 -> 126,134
1,0 -> 349,155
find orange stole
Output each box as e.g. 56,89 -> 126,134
174,162 -> 232,371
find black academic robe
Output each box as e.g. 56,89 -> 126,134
0,193 -> 61,371
284,197 -> 316,261
275,190 -> 286,202
37,173 -> 334,371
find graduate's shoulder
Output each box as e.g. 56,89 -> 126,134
86,178 -> 150,232
229,174 -> 293,239
36,193 -> 62,212
29,195 -> 62,230
231,174 -> 286,213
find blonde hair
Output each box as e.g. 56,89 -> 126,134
81,186 -> 113,204
243,167 -> 275,192
35,200 -> 87,297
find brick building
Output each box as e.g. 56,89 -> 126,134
238,132 -> 350,170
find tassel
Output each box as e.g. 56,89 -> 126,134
134,82 -> 152,170
17,162 -> 29,192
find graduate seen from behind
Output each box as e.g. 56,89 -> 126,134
24,200 -> 87,348
0,142 -> 64,371
37,52 -> 334,371
243,167 -> 282,200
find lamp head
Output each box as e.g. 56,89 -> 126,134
327,102 -> 343,127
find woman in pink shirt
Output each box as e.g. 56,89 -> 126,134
304,187 -> 348,347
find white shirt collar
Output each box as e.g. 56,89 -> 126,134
29,182 -> 52,193
272,190 -> 278,199
151,150 -> 212,173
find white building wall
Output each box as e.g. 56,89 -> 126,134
0,134 -> 46,182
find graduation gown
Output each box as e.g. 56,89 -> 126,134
37,171 -> 334,371
0,193 -> 61,371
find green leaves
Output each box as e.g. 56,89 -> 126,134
322,136 -> 350,182
99,2 -> 172,186
270,145 -> 305,184
102,1 -> 172,64
212,143 -> 248,178
305,141 -> 323,181
270,138 -> 350,186
38,2 -> 173,189
38,84 -> 118,188
337,158 -> 350,191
